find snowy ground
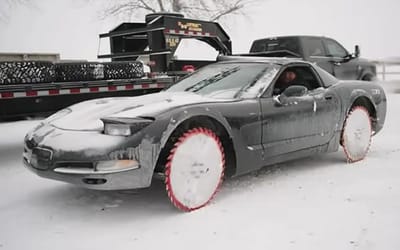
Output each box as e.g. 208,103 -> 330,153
1,81 -> 400,250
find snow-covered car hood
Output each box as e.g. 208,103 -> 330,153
50,92 -> 229,131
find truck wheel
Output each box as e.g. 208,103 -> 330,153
165,127 -> 225,212
361,74 -> 374,81
341,106 -> 372,162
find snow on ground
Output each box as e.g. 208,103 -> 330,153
1,82 -> 400,250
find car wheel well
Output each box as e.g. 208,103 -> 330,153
155,116 -> 237,177
361,74 -> 374,81
350,96 -> 377,132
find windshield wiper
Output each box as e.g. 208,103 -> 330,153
185,66 -> 240,92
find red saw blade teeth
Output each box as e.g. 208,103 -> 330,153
342,106 -> 372,163
164,127 -> 225,212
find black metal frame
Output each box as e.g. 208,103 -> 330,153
98,14 -> 232,72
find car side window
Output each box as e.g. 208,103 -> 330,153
271,65 -> 322,96
303,37 -> 326,57
324,39 -> 348,58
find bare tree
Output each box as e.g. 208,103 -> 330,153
99,0 -> 259,21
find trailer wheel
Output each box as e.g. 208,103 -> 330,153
165,127 -> 225,212
341,106 -> 372,162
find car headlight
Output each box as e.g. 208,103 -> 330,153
104,123 -> 132,136
101,117 -> 154,136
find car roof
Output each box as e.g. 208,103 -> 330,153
217,55 -> 307,66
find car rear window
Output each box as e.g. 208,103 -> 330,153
250,37 -> 301,56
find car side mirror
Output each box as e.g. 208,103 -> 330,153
282,85 -> 308,98
273,85 -> 308,106
354,45 -> 360,58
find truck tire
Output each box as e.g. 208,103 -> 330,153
361,74 -> 374,81
0,61 -> 55,85
55,62 -> 104,82
103,62 -> 144,80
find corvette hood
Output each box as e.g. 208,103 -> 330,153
50,92 -> 228,131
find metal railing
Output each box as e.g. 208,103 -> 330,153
0,52 -> 60,62
372,58 -> 400,81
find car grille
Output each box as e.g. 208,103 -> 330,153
33,147 -> 53,161
23,146 -> 53,170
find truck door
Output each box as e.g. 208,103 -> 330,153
301,37 -> 334,75
323,38 -> 359,80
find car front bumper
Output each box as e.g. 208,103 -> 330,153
23,124 -> 160,190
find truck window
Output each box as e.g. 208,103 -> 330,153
303,37 -> 326,57
250,37 -> 301,55
324,39 -> 348,58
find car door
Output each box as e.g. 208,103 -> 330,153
259,64 -> 339,158
259,93 -> 316,158
323,38 -> 359,80
306,87 -> 341,145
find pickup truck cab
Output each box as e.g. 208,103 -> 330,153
249,36 -> 376,81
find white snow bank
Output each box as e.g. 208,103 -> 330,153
0,82 -> 400,250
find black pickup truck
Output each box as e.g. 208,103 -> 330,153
249,36 -> 376,81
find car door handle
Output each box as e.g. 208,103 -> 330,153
333,61 -> 341,66
325,95 -> 333,100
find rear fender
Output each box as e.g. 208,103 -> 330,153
347,89 -> 375,115
338,89 -> 379,133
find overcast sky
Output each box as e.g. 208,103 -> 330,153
0,0 -> 398,60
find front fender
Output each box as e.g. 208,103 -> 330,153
158,105 -> 234,151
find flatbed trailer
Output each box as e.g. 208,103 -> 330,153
0,77 -> 174,118
0,13 -> 231,119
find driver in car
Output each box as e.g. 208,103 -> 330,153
273,70 -> 298,95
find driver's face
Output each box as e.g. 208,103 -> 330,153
282,71 -> 296,83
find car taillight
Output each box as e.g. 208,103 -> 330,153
182,65 -> 195,72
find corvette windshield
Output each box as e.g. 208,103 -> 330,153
166,62 -> 278,99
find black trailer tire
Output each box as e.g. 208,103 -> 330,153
103,62 -> 144,80
165,127 -> 225,212
0,61 -> 55,85
55,62 -> 104,82
341,106 -> 372,162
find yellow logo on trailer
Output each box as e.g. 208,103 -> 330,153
177,22 -> 202,32
166,36 -> 180,47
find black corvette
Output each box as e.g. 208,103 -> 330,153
23,57 -> 386,211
